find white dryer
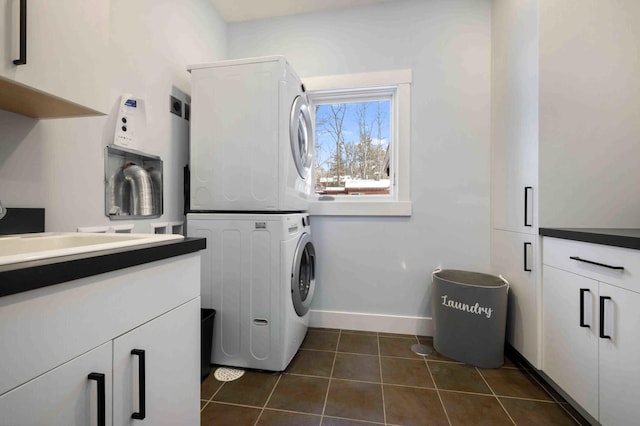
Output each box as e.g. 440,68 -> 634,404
187,212 -> 316,371
188,56 -> 314,212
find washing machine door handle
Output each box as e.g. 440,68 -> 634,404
291,233 -> 316,316
290,95 -> 313,179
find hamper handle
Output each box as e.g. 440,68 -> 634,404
498,274 -> 510,291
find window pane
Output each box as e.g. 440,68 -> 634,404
314,100 -> 391,196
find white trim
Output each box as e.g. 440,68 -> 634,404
304,69 -> 412,91
309,200 -> 411,216
309,309 -> 433,336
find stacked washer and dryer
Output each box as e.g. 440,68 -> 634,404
186,56 -> 316,371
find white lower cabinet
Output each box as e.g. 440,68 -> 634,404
113,299 -> 200,426
543,237 -> 640,425
598,283 -> 640,425
542,265 -> 599,419
0,342 -> 114,426
0,254 -> 201,425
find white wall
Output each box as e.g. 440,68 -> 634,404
0,0 -> 226,233
228,0 -> 492,319
0,0 -> 492,327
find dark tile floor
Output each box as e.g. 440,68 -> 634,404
201,328 -> 589,425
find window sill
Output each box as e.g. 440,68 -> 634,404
308,200 -> 412,216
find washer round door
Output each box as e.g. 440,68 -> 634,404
289,95 -> 313,180
291,233 -> 316,316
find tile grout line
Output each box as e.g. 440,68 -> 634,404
201,376 -> 224,414
423,342 -> 452,426
476,366 -> 517,425
324,414 -> 385,425
253,373 -> 282,426
319,329 -> 341,425
377,331 -> 387,426
210,380 -> 226,401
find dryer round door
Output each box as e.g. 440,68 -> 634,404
289,95 -> 313,180
291,232 -> 316,317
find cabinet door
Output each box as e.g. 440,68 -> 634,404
491,0 -> 538,235
0,0 -> 109,114
491,229 -> 540,367
598,283 -> 640,426
542,265 -> 598,419
0,342 -> 112,426
113,298 -> 200,425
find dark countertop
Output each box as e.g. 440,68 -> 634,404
539,228 -> 640,250
0,237 -> 206,298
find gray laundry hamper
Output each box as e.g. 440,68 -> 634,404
432,269 -> 508,368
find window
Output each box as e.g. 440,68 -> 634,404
305,70 -> 412,216
314,96 -> 391,196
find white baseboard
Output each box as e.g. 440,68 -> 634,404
309,309 -> 433,336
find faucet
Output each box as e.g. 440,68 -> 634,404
0,198 -> 6,220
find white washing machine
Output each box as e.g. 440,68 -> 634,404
188,56 -> 314,212
187,212 -> 316,371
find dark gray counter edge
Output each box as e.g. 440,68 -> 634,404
539,228 -> 640,250
0,237 -> 206,298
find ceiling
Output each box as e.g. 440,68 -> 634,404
210,0 -> 397,23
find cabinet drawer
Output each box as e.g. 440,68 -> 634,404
543,237 -> 640,293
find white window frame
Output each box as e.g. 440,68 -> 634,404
305,69 -> 412,216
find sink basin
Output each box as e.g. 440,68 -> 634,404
0,232 -> 184,266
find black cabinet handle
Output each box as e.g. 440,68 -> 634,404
569,256 -> 624,271
88,373 -> 106,426
13,0 -> 27,65
599,296 -> 612,339
579,288 -> 590,328
131,349 -> 146,420
524,186 -> 533,227
183,165 -> 190,215
523,242 -> 532,272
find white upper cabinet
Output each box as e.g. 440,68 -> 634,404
490,0 -> 538,235
0,0 -> 109,118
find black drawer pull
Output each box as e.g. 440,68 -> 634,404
13,0 -> 27,65
523,242 -> 532,272
524,187 -> 533,227
131,349 -> 146,420
599,296 -> 612,339
569,256 -> 624,271
88,372 -> 106,426
579,288 -> 590,328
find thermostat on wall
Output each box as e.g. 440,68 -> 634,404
113,94 -> 146,149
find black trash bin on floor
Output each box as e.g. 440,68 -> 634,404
201,308 -> 216,382
432,269 -> 508,368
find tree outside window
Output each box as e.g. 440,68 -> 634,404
314,100 -> 391,196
